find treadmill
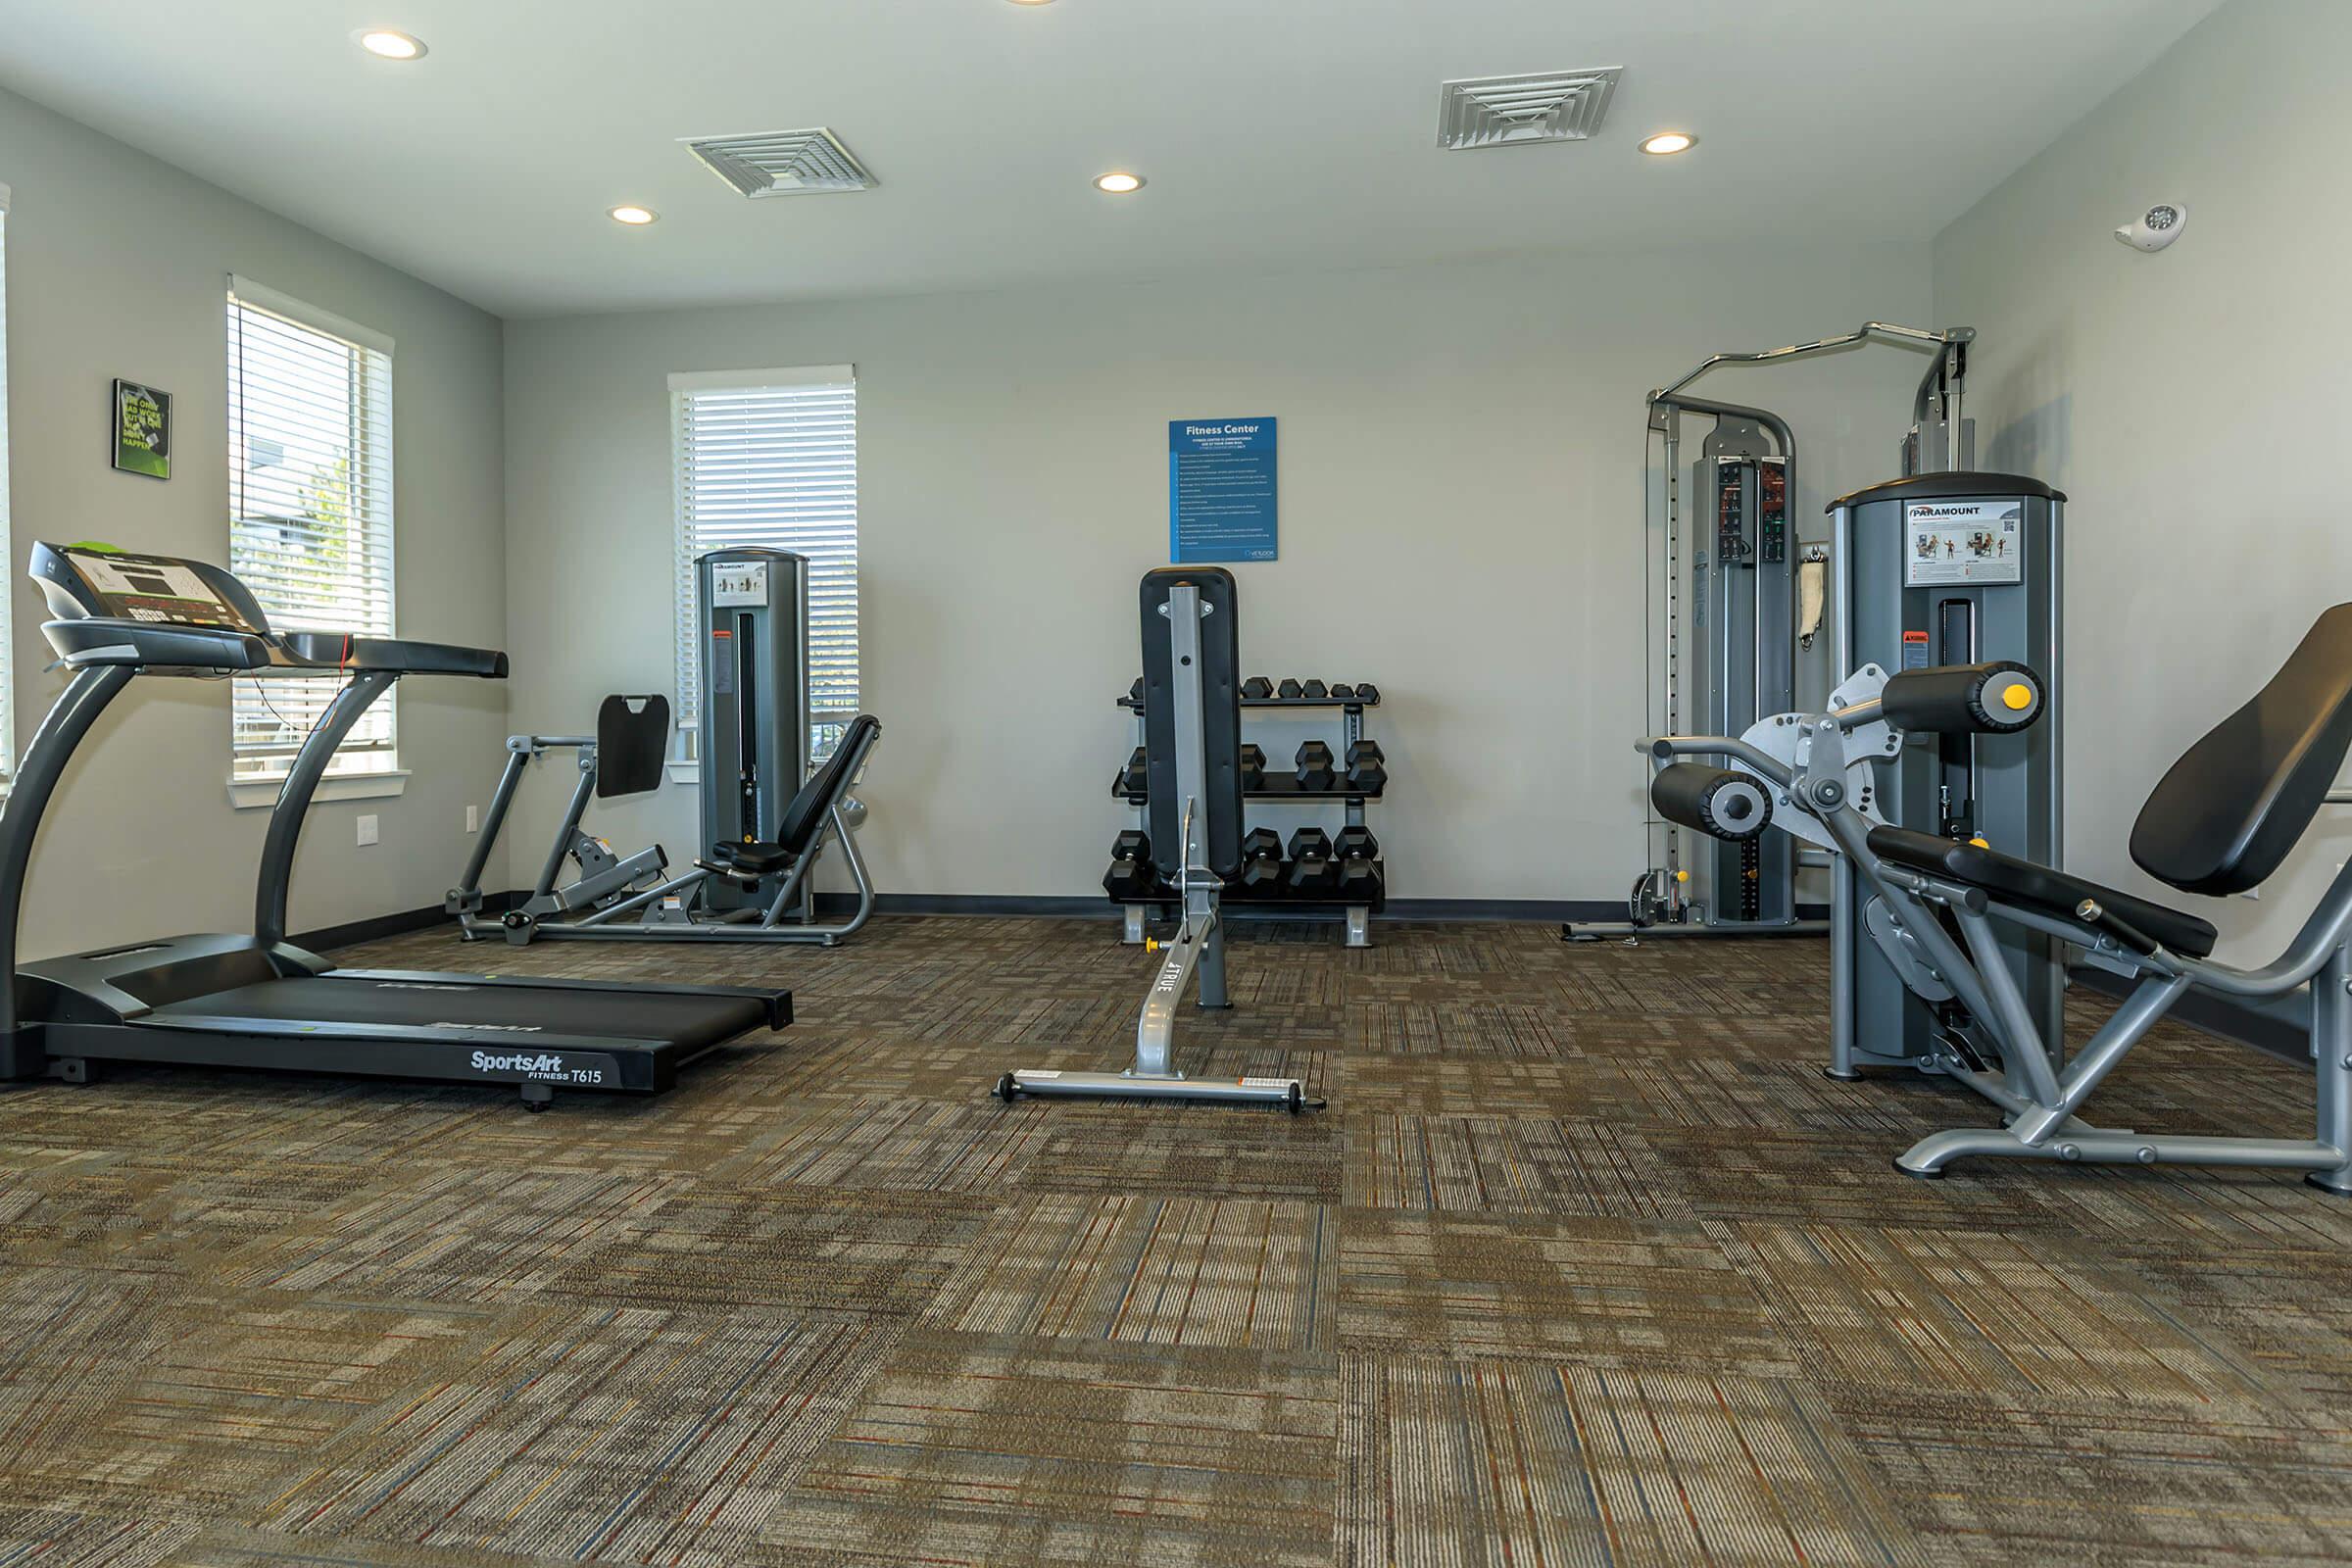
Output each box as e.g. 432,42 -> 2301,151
0,541 -> 790,1108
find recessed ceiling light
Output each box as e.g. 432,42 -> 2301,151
1094,172 -> 1145,194
1639,131 -> 1695,156
1007,0 -> 1056,6
609,205 -> 660,225
355,28 -> 426,61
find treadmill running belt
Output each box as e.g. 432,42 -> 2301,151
153,975 -> 771,1053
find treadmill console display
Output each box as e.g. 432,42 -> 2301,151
59,547 -> 264,633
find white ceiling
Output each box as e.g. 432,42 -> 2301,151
0,0 -> 2226,319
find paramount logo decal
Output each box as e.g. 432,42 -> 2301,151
469,1051 -> 567,1074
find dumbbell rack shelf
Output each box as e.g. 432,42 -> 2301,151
1109,688 -> 1386,948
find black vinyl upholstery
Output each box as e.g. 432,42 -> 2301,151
595,695 -> 669,799
1867,825 -> 2219,958
705,715 -> 878,875
777,715 -> 879,855
2129,604 -> 2352,896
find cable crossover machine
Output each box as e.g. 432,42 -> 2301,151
1569,321 -> 1978,943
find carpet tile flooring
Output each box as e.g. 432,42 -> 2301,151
0,915 -> 2343,1564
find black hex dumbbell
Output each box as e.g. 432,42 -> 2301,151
1239,744 -> 1265,791
1102,830 -> 1155,901
1287,828 -> 1339,896
1239,827 -> 1284,896
1295,740 -> 1335,790
1114,746 -> 1148,798
1300,678 -> 1329,700
1352,682 -> 1381,706
1333,826 -> 1382,901
1242,676 -> 1274,701
1277,678 -> 1305,700
1329,682 -> 1356,701
1345,739 -> 1386,793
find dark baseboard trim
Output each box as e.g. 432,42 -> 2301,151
818,892 -> 1636,923
2070,962 -> 2307,1066
316,890 -> 1807,946
295,901 -> 467,951
838,893 -> 1115,918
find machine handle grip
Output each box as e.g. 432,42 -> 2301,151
1650,763 -> 1774,842
1880,661 -> 2044,735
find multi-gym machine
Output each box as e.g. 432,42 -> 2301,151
995,567 -> 1311,1111
448,546 -> 879,945
1569,322 -> 1977,942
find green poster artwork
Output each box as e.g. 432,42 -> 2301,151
112,379 -> 172,480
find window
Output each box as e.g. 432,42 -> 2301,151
670,367 -> 858,762
0,184 -> 13,781
226,278 -> 396,782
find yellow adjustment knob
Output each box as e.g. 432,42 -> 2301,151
1145,939 -> 1162,953
1970,837 -> 1989,849
1675,870 -> 1690,883
2001,682 -> 2034,711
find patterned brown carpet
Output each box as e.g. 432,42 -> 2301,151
1,915 -> 2348,1566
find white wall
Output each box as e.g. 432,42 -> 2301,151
504,243 -> 1932,906
0,83 -> 508,956
1933,0 -> 2352,959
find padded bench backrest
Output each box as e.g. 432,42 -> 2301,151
2131,604 -> 2352,896
774,714 -> 881,857
595,695 -> 670,799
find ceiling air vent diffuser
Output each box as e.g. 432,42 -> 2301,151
682,128 -> 876,196
1437,69 -> 1623,150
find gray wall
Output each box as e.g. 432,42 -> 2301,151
503,244 -> 1932,906
1933,0 -> 2351,959
0,83 -> 508,956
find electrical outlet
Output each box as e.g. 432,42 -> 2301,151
357,813 -> 379,848
466,804 -> 479,833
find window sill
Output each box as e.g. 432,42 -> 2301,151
227,770 -> 411,810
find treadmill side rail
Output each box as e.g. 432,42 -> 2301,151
45,1016 -> 709,1095
330,967 -> 792,1028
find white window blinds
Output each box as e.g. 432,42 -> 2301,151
0,188 -> 14,781
226,279 -> 396,779
671,368 -> 858,760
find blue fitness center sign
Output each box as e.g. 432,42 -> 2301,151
1169,417 -> 1277,563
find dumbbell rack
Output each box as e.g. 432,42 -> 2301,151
1110,686 -> 1385,948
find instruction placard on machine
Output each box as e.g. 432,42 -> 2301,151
710,562 -> 769,606
1904,500 -> 2024,587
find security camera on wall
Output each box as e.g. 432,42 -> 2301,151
2115,202 -> 2187,252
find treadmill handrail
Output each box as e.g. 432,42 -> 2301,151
0,663 -> 135,1036
278,630 -> 509,678
254,670 -> 400,948
41,617 -> 273,671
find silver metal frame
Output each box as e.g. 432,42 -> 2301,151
1647,678 -> 2352,1192
447,723 -> 879,948
1002,583 -> 1307,1110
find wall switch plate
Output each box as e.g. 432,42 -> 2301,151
466,805 -> 479,833
357,813 -> 379,847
